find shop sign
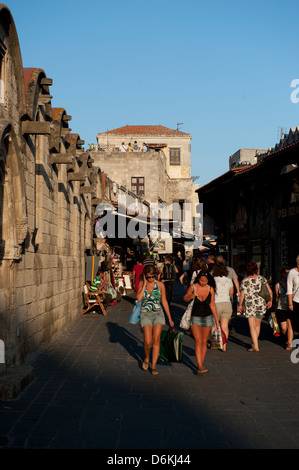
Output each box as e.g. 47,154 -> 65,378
277,204 -> 299,219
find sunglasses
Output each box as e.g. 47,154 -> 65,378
146,275 -> 155,279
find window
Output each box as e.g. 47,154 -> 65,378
169,148 -> 181,165
131,177 -> 144,196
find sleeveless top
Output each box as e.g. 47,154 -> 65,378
141,281 -> 163,314
191,288 -> 212,317
277,282 -> 289,311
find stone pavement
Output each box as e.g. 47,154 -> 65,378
0,281 -> 299,451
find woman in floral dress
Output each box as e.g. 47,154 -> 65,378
237,261 -> 272,351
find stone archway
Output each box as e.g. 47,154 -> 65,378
0,122 -> 27,262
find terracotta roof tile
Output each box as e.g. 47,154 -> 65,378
197,139 -> 299,193
98,125 -> 190,136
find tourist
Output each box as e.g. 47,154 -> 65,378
90,268 -> 112,308
125,248 -> 135,271
207,254 -> 215,272
161,256 -> 177,304
275,266 -> 293,350
237,261 -> 272,352
127,143 -> 133,152
213,262 -> 234,351
133,141 -> 140,151
142,252 -> 155,266
132,257 -> 144,293
137,265 -> 174,375
183,255 -> 191,272
215,255 -> 240,299
183,270 -> 219,375
287,255 -> 299,335
119,142 -> 127,152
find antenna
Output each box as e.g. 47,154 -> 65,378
177,122 -> 184,131
277,126 -> 286,141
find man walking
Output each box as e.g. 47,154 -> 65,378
161,256 -> 177,304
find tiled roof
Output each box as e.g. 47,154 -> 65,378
98,125 -> 190,136
197,138 -> 299,194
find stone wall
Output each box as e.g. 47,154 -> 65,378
91,150 -> 169,204
0,5 -> 95,372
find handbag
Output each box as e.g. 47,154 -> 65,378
128,300 -> 141,324
180,299 -> 194,330
159,327 -> 184,362
258,278 -> 271,302
180,285 -> 195,330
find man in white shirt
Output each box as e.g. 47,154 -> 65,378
119,142 -> 127,152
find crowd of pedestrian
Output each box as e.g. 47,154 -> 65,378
91,248 -> 299,376
138,252 -> 299,375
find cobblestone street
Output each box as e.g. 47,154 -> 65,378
0,282 -> 299,451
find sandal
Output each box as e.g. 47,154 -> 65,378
247,348 -> 260,352
142,361 -> 149,371
197,368 -> 208,375
151,369 -> 159,375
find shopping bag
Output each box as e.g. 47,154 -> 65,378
221,328 -> 228,345
159,328 -> 184,362
129,300 -> 141,324
180,298 -> 194,330
268,312 -> 280,336
211,325 -> 224,350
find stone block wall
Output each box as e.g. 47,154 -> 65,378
0,5 -> 95,372
91,150 -> 169,204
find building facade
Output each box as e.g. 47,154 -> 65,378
94,125 -> 198,249
197,133 -> 299,286
97,124 -> 192,180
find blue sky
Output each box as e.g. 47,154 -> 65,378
7,0 -> 299,186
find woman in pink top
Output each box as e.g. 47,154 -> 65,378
132,258 -> 144,293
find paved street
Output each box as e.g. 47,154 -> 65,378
0,281 -> 299,451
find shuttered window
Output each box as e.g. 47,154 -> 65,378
169,148 -> 181,165
131,177 -> 144,196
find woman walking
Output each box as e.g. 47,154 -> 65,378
137,265 -> 174,375
213,262 -> 234,351
183,270 -> 219,375
237,261 -> 272,352
275,266 -> 293,350
287,255 -> 299,335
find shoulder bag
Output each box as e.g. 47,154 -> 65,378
180,285 -> 195,330
129,300 -> 141,324
258,277 -> 271,302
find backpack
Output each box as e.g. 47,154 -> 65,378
163,263 -> 175,281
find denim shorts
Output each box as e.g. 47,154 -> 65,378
191,315 -> 214,327
246,313 -> 264,320
140,311 -> 165,327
